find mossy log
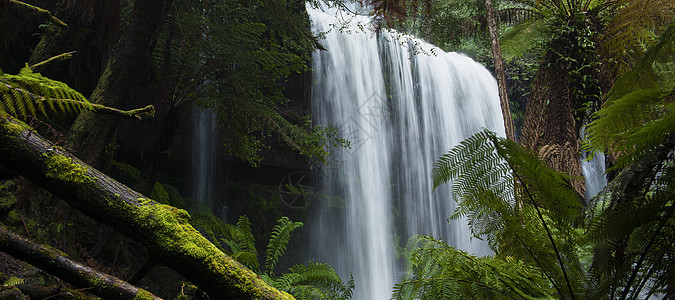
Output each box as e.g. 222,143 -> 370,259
0,116 -> 294,300
0,224 -> 158,299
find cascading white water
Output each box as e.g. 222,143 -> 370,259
581,152 -> 607,200
581,137 -> 608,200
308,6 -> 505,299
192,106 -> 219,212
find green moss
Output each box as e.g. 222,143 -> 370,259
129,202 -> 295,299
6,210 -> 20,225
133,289 -> 154,300
0,180 -> 18,211
151,182 -> 170,204
43,154 -> 93,184
0,119 -> 27,136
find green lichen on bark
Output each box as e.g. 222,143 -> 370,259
43,154 -> 93,185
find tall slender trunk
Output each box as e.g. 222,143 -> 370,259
485,0 -> 515,141
67,0 -> 170,168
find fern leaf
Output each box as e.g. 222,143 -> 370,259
265,216 -> 303,274
2,276 -> 24,287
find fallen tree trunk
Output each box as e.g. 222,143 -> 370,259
0,224 -> 162,300
0,115 -> 294,300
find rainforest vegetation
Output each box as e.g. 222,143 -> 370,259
0,0 -> 673,299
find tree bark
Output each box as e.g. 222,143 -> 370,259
0,116 -> 294,300
67,0 -> 170,168
485,0 -> 515,141
0,224 -> 162,300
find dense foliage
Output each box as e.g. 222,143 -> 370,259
396,18 -> 675,298
1,0 -> 674,299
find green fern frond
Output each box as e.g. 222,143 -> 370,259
235,215 -> 257,256
280,263 -> 352,300
394,235 -> 554,300
0,65 -> 92,118
585,89 -> 673,168
599,0 -> 675,79
432,129 -> 587,298
2,276 -> 24,287
604,20 -> 675,102
265,216 -> 303,274
223,215 -> 260,270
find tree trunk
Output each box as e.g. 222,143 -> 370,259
0,116 -> 294,300
485,0 -> 515,141
520,50 -> 586,198
67,0 -> 169,168
0,224 -> 162,300
27,0 -> 119,94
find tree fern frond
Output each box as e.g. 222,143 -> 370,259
0,66 -> 91,117
395,235 -> 554,300
585,89 -> 673,168
265,216 -> 303,274
599,0 -> 675,79
604,20 -> 675,102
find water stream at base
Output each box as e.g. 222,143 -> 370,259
307,6 -> 505,299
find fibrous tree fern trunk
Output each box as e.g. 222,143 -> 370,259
520,48 -> 586,197
520,13 -> 603,198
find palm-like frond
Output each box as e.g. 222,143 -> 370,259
432,129 -> 586,298
585,89 -> 674,169
603,20 -> 675,102
599,0 -> 675,79
585,21 -> 675,168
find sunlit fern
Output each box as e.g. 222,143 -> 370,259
1,276 -> 25,287
0,65 -> 92,118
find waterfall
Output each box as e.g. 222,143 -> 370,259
308,6 -> 505,299
581,129 -> 608,201
191,106 -> 220,215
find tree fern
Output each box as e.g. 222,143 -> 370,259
421,121 -> 674,299
585,21 -> 675,169
431,129 -> 587,299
